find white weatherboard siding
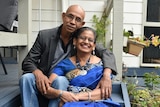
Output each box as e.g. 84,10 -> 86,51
32,0 -> 62,44
32,0 -> 109,47
63,0 -> 107,27
123,0 -> 143,67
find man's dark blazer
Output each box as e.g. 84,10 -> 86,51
22,25 -> 117,76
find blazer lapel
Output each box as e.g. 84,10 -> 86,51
48,35 -> 59,70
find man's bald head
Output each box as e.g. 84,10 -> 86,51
66,5 -> 85,20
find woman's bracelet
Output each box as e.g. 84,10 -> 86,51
87,91 -> 91,101
59,90 -> 63,98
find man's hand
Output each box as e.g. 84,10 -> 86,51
96,68 -> 112,99
33,69 -> 51,95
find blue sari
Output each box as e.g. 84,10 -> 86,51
52,58 -> 120,107
69,66 -> 103,90
63,99 -> 121,107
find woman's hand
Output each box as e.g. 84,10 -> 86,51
96,68 -> 112,99
60,91 -> 79,102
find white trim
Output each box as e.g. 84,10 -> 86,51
39,0 -> 42,30
0,32 -> 27,46
55,0 -> 57,26
141,0 -> 160,67
112,0 -> 123,80
62,0 -> 69,12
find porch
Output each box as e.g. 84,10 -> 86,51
0,58 -> 132,107
1,58 -> 156,107
0,58 -> 21,107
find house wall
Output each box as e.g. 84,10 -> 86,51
1,0 -> 142,68
32,0 -> 62,44
123,0 -> 143,67
32,0 -> 107,44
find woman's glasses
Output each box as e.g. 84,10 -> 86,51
78,35 -> 95,43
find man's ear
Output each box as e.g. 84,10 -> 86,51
62,12 -> 65,21
81,21 -> 85,26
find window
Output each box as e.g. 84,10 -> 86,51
142,0 -> 160,66
143,27 -> 160,64
147,0 -> 160,22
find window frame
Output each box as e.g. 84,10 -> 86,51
141,0 -> 160,67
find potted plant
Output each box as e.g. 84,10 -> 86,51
91,14 -> 110,47
123,31 -> 160,56
125,71 -> 160,107
123,29 -> 134,47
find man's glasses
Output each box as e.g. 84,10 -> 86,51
78,35 -> 95,43
65,14 -> 83,23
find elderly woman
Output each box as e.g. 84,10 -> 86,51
48,27 -> 120,107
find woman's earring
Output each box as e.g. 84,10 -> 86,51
73,42 -> 76,49
92,50 -> 95,55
